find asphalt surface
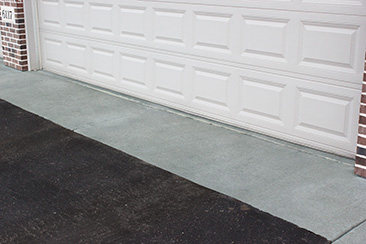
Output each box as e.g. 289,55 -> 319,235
0,99 -> 330,243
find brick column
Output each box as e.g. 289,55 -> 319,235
0,0 -> 28,71
355,52 -> 366,178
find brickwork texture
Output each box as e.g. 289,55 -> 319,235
355,52 -> 366,178
0,0 -> 28,71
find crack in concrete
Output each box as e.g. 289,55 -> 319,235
332,218 -> 366,242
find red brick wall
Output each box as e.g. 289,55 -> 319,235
355,52 -> 366,178
0,0 -> 28,71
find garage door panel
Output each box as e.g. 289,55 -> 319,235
66,42 -> 88,74
40,0 -> 62,28
90,3 -> 114,36
241,16 -> 290,63
193,12 -> 234,54
239,77 -> 286,126
120,53 -> 148,89
153,8 -> 186,46
292,83 -> 360,151
192,67 -> 231,113
91,47 -> 116,82
295,89 -> 351,138
299,21 -> 359,73
153,60 -> 186,100
119,5 -> 148,41
43,37 -> 64,68
38,1 -> 365,156
64,1 -> 86,31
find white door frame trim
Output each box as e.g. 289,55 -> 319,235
24,0 -> 41,70
0,32 -> 3,59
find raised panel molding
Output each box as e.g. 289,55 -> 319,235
299,21 -> 359,72
44,38 -> 63,66
66,42 -> 87,73
90,3 -> 114,35
240,77 -> 286,125
119,6 -> 147,40
64,1 -> 85,31
193,12 -> 233,54
41,0 -> 61,27
120,53 -> 148,88
154,60 -> 186,99
295,88 -> 352,140
242,16 -> 289,62
153,8 -> 186,46
91,48 -> 115,81
192,68 -> 231,111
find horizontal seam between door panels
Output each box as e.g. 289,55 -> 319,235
137,0 -> 366,17
39,29 -> 362,90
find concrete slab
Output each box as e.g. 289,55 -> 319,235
333,221 -> 366,244
0,70 -> 151,129
0,62 -> 19,75
0,63 -> 366,241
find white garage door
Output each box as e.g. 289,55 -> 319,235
37,0 -> 366,157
